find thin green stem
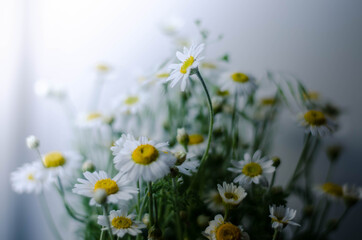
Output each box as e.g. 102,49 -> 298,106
230,92 -> 239,158
269,171 -> 277,192
148,182 -> 155,226
172,178 -> 183,240
272,229 -> 279,240
99,229 -> 105,240
224,205 -> 230,221
39,192 -> 62,240
102,205 -> 114,240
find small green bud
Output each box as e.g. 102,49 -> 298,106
94,189 -> 107,205
177,128 -> 189,146
82,160 -> 96,172
174,151 -> 187,166
326,145 -> 342,162
272,156 -> 281,168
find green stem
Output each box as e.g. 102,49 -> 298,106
39,192 -> 62,240
102,205 -> 114,240
172,178 -> 183,240
230,92 -> 239,158
269,171 -> 277,192
148,182 -> 154,226
272,229 -> 279,240
99,229 -> 105,240
224,205 -> 230,221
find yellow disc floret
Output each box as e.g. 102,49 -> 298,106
156,73 -> 170,78
94,179 -> 119,195
242,162 -> 263,177
124,96 -> 139,105
304,110 -> 326,126
224,192 -> 238,201
132,144 -> 159,165
180,56 -> 195,74
231,73 -> 249,83
96,64 -> 110,72
201,62 -> 217,69
321,182 -> 343,197
27,174 -> 34,181
216,222 -> 242,240
111,216 -> 132,229
43,152 -> 66,168
87,112 -> 102,121
261,98 -> 276,106
188,134 -> 204,145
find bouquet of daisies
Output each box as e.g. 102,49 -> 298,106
11,20 -> 361,240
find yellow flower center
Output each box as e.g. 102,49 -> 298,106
304,110 -> 326,126
43,152 -> 66,168
124,96 -> 139,105
180,56 -> 195,74
217,89 -> 230,96
224,192 -> 238,201
188,134 -> 204,145
216,222 -> 242,240
156,72 -> 170,78
87,112 -> 102,121
261,98 -> 276,106
303,91 -> 319,100
201,62 -> 217,69
132,144 -> 159,165
27,174 -> 34,181
96,64 -> 109,72
94,179 -> 119,195
242,162 -> 263,177
111,216 -> 133,229
321,182 -> 343,197
231,73 -> 249,83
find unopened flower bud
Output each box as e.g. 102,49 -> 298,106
94,189 -> 107,204
26,135 -> 40,149
142,213 -> 150,225
82,160 -> 96,172
174,151 -> 187,165
197,215 -> 209,228
212,96 -> 223,114
326,145 -> 342,162
272,156 -> 281,168
177,128 -> 189,146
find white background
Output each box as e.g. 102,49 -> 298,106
1,0 -> 362,239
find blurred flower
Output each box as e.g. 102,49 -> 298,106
82,160 -> 96,172
177,128 -> 189,146
26,135 -> 40,149
96,63 -> 111,73
41,151 -> 82,179
73,170 -> 137,205
228,150 -> 275,185
269,205 -> 300,230
166,43 -> 205,91
298,109 -> 336,136
318,182 -> 343,200
219,72 -> 257,95
203,214 -> 249,240
159,17 -> 184,36
11,162 -> 51,194
217,182 -> 247,206
98,208 -> 146,238
111,134 -> 175,182
112,89 -> 147,115
34,80 -> 66,100
205,190 -> 224,213
342,184 -> 362,206
187,133 -> 207,156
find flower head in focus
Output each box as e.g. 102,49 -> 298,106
269,205 -> 300,230
111,134 -> 175,182
98,207 -> 146,238
228,150 -> 275,186
217,182 -> 247,206
166,43 -> 205,91
203,214 -> 249,240
73,171 -> 138,205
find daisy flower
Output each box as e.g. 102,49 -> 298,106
298,109 -> 336,136
342,184 -> 362,205
203,214 -> 249,240
228,150 -> 275,186
269,205 -> 300,230
73,171 -> 138,205
75,111 -> 113,128
41,151 -> 82,179
219,71 -> 257,95
98,208 -> 146,238
113,89 -> 147,115
317,182 -> 343,200
111,134 -> 176,182
217,182 -> 247,206
11,162 -> 51,194
166,43 -> 205,91
187,133 -> 207,156
204,190 -> 225,213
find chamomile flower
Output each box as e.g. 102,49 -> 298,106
159,17 -> 184,36
219,71 -> 257,95
217,182 -> 247,206
298,109 -> 336,136
111,134 -> 175,182
269,205 -> 300,230
98,208 -> 146,238
342,184 -> 362,205
205,190 -> 225,213
73,171 -> 138,205
228,150 -> 275,186
187,133 -> 207,156
113,90 -> 146,115
11,162 -> 50,194
76,112 -> 112,128
166,43 -> 205,91
204,214 -> 249,240
34,80 -> 66,100
41,151 -> 82,179
173,151 -> 199,176
317,182 -> 343,200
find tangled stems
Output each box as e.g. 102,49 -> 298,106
39,192 -> 62,240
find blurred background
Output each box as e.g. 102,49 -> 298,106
1,0 -> 362,239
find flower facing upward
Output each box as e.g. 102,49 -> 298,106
73,171 -> 138,205
228,150 -> 275,185
217,182 -> 247,206
41,151 -> 82,178
204,214 -> 249,240
111,134 -> 176,182
269,205 -> 300,230
98,208 -> 146,238
298,110 -> 336,136
166,43 -> 205,91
